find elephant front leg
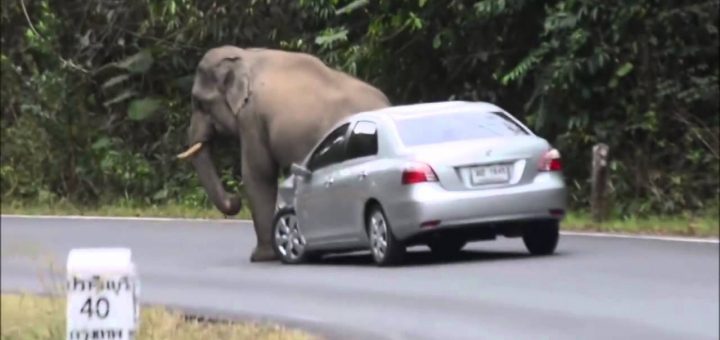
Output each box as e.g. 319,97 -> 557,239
241,153 -> 280,262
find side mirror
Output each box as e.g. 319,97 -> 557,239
290,163 -> 312,179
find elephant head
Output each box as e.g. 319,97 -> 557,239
176,47 -> 251,216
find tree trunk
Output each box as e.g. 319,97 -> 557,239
591,143 -> 610,222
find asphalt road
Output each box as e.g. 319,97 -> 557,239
1,216 -> 718,340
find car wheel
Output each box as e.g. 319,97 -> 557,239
522,220 -> 560,255
428,237 -> 466,258
366,205 -> 405,266
272,207 -> 309,264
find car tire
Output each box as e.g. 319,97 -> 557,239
522,220 -> 560,255
272,206 -> 311,264
366,204 -> 405,266
428,238 -> 466,258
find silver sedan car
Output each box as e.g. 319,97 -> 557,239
273,101 -> 567,266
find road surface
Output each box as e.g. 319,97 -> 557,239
1,216 -> 718,340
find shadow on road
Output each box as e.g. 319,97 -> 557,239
310,247 -> 557,267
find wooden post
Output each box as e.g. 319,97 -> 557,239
591,143 -> 610,222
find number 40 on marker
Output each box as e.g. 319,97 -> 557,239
80,296 -> 110,319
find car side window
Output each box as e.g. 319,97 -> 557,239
346,121 -> 378,160
308,123 -> 350,171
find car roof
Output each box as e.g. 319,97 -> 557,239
341,100 -> 535,138
304,101 -> 527,164
349,101 -> 508,122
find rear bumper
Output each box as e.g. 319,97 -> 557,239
384,172 -> 567,241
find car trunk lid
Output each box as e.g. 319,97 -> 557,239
404,135 -> 551,191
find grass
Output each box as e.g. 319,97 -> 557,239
564,210 -> 718,238
2,201 -> 718,238
0,200 -> 251,220
0,293 -> 317,340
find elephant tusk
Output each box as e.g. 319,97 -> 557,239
177,142 -> 203,159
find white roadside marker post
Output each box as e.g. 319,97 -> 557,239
66,248 -> 140,340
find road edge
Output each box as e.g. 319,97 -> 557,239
2,214 -> 718,244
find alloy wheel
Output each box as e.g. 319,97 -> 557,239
274,213 -> 306,262
369,211 -> 388,261
366,206 -> 405,266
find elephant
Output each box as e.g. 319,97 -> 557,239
177,45 -> 391,262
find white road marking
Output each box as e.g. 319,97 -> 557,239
560,231 -> 719,244
2,214 -> 717,243
0,214 -> 243,223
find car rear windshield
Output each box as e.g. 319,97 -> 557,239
393,110 -> 529,147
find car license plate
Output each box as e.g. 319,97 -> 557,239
469,164 -> 510,185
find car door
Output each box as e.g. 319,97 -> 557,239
328,120 -> 380,242
295,122 -> 351,244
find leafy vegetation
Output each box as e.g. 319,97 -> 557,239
2,0 -> 718,220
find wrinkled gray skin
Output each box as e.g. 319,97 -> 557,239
179,46 -> 390,262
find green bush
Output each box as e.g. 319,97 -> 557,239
1,0 -> 717,217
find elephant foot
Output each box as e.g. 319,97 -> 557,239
250,246 -> 278,262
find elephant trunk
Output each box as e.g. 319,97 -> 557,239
187,143 -> 242,216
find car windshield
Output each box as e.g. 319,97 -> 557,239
393,110 -> 529,147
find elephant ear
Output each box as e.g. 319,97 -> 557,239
221,57 -> 250,115
191,68 -> 218,102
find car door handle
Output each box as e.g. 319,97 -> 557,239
324,178 -> 334,187
358,171 -> 368,180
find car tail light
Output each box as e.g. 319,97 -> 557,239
538,148 -> 562,172
402,162 -> 438,185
